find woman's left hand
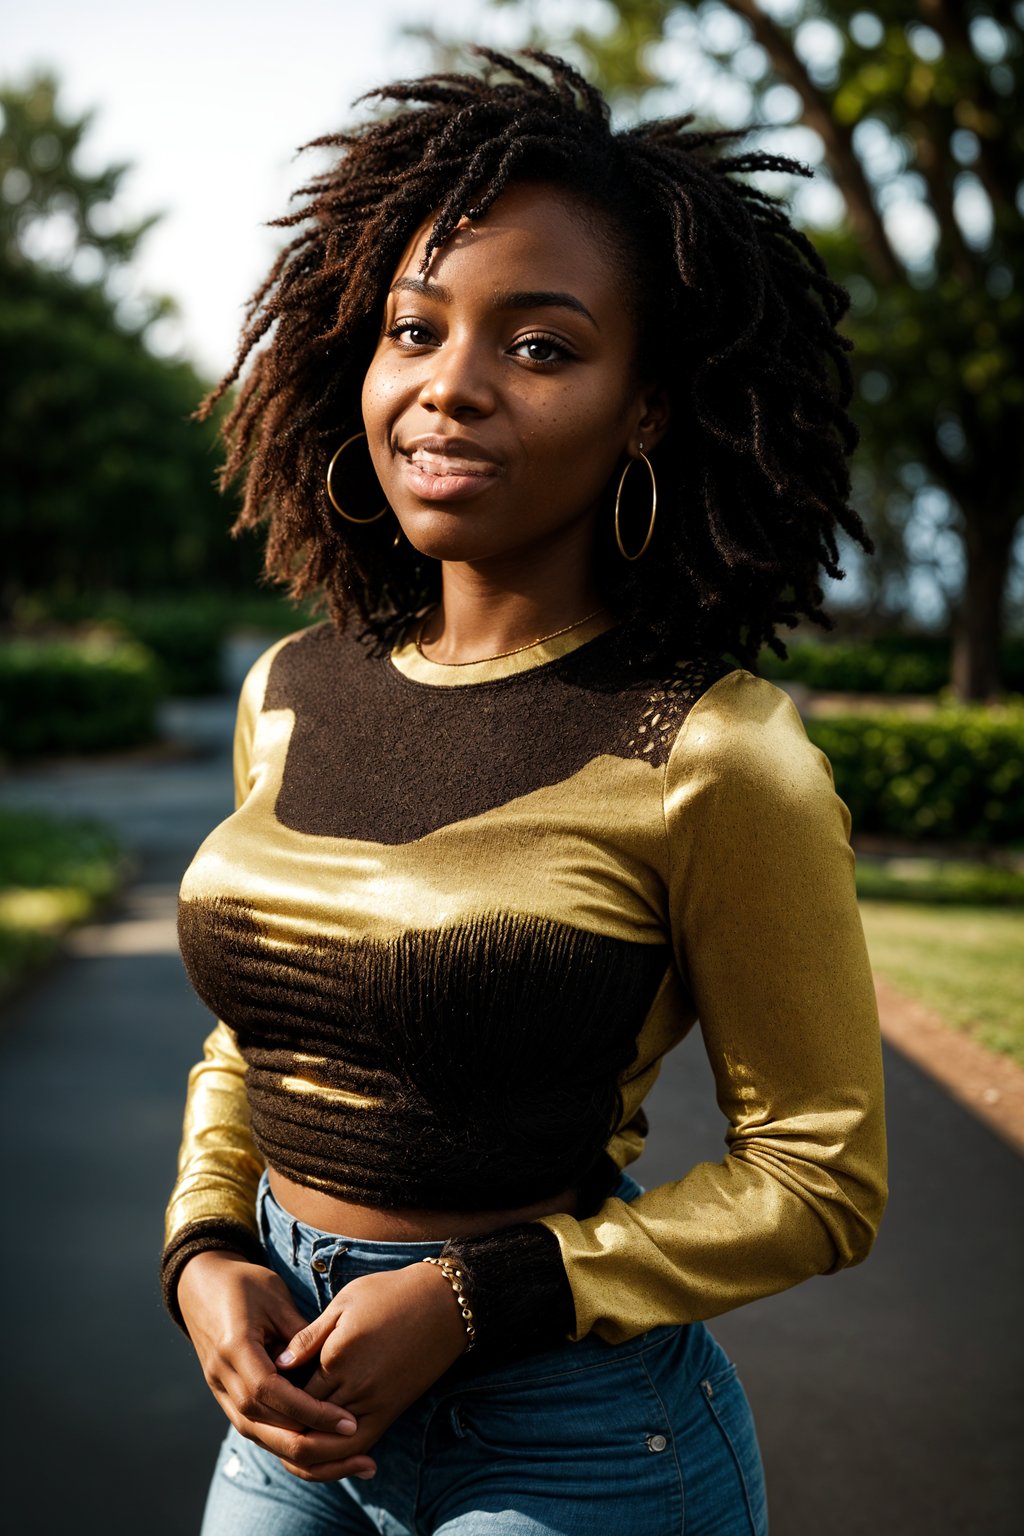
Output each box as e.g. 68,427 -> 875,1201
271,1261 -> 470,1481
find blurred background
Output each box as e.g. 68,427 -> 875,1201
1,2 -> 1022,1532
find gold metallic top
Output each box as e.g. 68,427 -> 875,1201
164,619 -> 887,1344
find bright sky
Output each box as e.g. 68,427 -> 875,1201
4,0 -> 526,379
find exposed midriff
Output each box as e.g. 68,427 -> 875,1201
267,1167 -> 580,1239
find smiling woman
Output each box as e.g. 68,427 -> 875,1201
162,49 -> 886,1536
360,184 -> 668,607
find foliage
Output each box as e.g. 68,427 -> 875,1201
488,1 -> 1024,698
860,901 -> 1024,1066
15,590 -> 314,695
99,600 -> 227,696
806,701 -> 1024,842
759,634 -> 1024,694
0,637 -> 161,757
0,71 -> 154,277
0,806 -> 121,994
0,72 -> 258,613
0,806 -> 121,898
856,857 -> 1024,906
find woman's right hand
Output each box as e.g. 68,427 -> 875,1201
177,1249 -> 379,1480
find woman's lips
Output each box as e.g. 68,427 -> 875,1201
400,448 -> 501,503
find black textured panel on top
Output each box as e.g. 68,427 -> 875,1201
264,623 -> 730,843
178,894 -> 669,1211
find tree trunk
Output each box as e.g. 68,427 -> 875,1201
952,515 -> 1018,701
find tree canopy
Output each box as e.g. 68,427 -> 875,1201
0,72 -> 251,614
487,0 -> 1023,697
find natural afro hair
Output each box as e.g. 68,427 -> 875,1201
199,47 -> 869,669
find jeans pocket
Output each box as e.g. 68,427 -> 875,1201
698,1365 -> 769,1535
442,1352 -> 684,1536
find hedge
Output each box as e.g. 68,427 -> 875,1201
807,703 -> 1024,844
760,635 -> 1024,695
0,807 -> 123,993
856,859 -> 1024,906
0,637 -> 161,758
21,591 -> 311,696
105,600 -> 226,696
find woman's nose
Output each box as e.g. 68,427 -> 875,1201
417,337 -> 495,418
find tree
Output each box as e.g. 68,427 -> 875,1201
487,0 -> 1024,698
0,72 -> 252,609
0,71 -> 156,278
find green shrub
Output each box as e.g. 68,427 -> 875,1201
760,635 -> 1024,695
0,807 -> 122,992
856,859 -> 1024,906
0,805 -> 121,896
110,600 -> 226,695
0,637 -> 160,757
18,590 -> 312,695
808,703 -> 1024,843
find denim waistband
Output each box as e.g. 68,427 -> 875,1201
256,1165 -> 644,1272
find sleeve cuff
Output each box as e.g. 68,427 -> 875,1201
160,1219 -> 267,1332
440,1221 -> 575,1365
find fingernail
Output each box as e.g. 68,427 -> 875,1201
276,1349 -> 295,1366
356,1470 -> 376,1481
336,1417 -> 357,1435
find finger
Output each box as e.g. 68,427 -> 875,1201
222,1401 -> 373,1475
279,1456 -> 378,1485
276,1297 -> 345,1369
263,1376 -> 359,1434
216,1382 -> 308,1435
228,1349 -> 357,1435
299,1357 -> 355,1403
266,1298 -> 318,1357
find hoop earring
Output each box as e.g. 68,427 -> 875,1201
614,448 -> 657,561
325,432 -> 388,524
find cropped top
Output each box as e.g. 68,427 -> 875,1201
162,612 -> 887,1361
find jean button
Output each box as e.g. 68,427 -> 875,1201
646,1433 -> 668,1453
311,1258 -> 329,1273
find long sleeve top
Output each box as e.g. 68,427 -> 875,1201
162,612 -> 887,1357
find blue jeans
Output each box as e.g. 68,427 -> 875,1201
200,1170 -> 767,1535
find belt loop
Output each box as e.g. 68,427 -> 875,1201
328,1243 -> 350,1296
256,1181 -> 270,1247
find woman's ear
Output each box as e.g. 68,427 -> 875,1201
629,383 -> 671,456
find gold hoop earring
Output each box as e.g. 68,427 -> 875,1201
325,432 -> 388,524
614,449 -> 657,561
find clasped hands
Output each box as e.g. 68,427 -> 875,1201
177,1250 -> 470,1482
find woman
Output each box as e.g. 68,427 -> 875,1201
164,50 -> 887,1536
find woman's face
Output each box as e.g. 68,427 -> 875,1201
360,182 -> 667,568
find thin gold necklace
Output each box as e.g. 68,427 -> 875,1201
414,605 -> 608,666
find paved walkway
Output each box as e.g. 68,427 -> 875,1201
1,703 -> 1021,1535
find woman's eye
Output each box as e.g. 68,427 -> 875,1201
387,321 -> 434,347
512,335 -> 571,364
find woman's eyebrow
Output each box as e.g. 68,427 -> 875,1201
388,278 -> 597,327
494,289 -> 598,327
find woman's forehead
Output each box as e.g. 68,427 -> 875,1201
388,183 -> 623,294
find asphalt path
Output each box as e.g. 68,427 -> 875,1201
0,700 -> 1021,1535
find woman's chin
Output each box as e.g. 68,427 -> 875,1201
393,508 -> 507,564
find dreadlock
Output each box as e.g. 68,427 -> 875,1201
199,47 -> 869,668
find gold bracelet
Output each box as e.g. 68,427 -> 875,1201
423,1256 -> 477,1353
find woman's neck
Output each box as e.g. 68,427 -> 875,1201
418,534 -> 606,666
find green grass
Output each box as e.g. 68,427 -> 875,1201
0,808 -> 122,995
859,901 -> 1024,1068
